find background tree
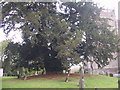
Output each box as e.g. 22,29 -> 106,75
0,40 -> 9,76
1,2 -> 70,74
61,2 -> 118,68
0,40 -> 9,60
3,42 -> 20,76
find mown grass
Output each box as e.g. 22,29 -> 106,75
2,74 -> 118,88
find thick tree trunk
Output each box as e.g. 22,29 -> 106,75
65,69 -> 71,82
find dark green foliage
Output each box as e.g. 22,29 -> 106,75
61,2 -> 118,68
1,1 -> 118,75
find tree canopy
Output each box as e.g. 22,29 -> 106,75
1,1 -> 118,75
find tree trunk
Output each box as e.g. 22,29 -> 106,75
17,71 -> 19,79
90,62 -> 94,74
24,74 -> 27,80
79,66 -> 85,88
65,69 -> 71,82
41,69 -> 45,75
35,71 -> 38,75
17,71 -> 21,79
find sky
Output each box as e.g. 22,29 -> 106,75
0,0 -> 120,43
93,0 -> 119,18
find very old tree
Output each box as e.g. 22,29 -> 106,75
1,2 -> 78,74
1,2 -> 65,74
1,1 -> 118,76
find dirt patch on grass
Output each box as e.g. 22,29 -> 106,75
20,74 -> 80,80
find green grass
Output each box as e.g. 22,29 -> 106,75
85,75 -> 118,88
2,74 -> 118,88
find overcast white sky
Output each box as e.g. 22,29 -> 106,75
0,0 -> 120,43
93,0 -> 120,20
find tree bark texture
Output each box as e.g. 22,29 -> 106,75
79,66 -> 85,88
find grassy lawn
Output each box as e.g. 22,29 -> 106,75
2,74 -> 118,88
